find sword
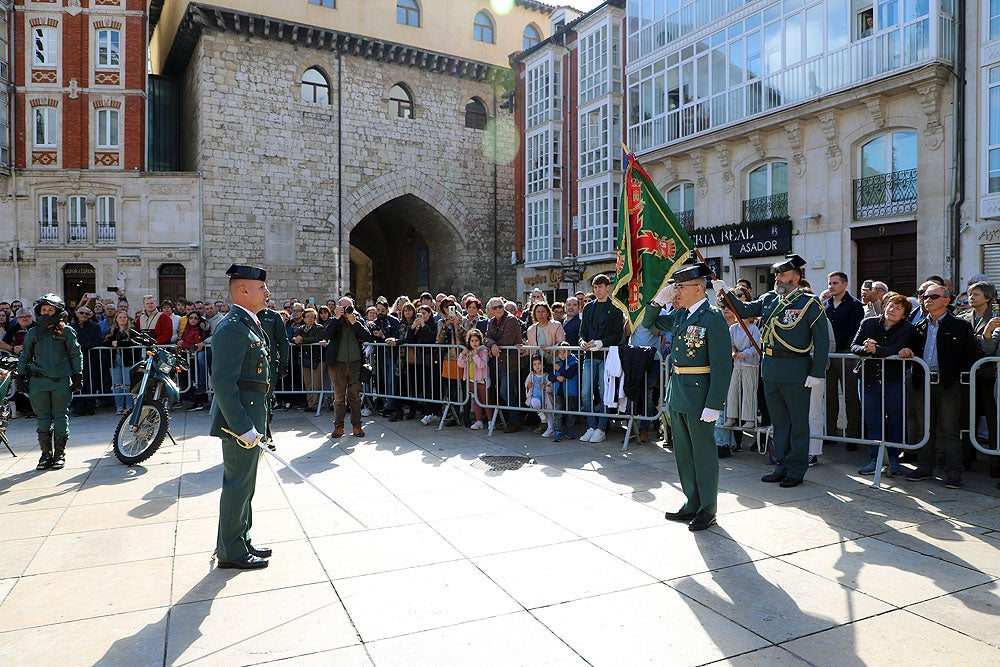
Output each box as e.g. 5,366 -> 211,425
222,427 -> 367,527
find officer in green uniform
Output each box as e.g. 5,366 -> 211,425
256,305 -> 289,448
719,254 -> 830,487
211,264 -> 273,570
17,294 -> 83,471
643,263 -> 733,531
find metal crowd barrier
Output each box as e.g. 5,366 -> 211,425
362,341 -> 469,430
72,344 -> 195,400
966,357 -> 1000,458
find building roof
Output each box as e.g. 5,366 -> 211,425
512,0 -> 624,63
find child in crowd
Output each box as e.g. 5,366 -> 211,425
547,342 -> 578,442
724,288 -> 761,431
458,328 -> 493,429
524,354 -> 554,437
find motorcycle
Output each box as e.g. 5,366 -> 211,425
112,330 -> 188,465
0,353 -> 18,456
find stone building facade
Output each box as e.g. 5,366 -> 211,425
151,1 -> 551,302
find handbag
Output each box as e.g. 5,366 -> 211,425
360,362 -> 373,385
441,358 -> 461,379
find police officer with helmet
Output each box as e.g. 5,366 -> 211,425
16,294 -> 83,470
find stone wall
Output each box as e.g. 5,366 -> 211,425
185,30 -> 517,302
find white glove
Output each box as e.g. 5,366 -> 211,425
654,283 -> 676,305
804,376 -> 823,389
712,280 -> 727,293
700,408 -> 720,423
240,427 -> 263,447
589,340 -> 603,351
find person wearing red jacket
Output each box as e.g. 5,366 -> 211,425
135,295 -> 173,344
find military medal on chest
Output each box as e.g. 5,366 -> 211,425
684,325 -> 707,358
782,308 -> 802,325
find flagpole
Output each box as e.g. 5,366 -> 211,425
620,142 -> 761,356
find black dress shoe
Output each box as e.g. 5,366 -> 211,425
761,471 -> 786,483
717,446 -> 731,459
664,509 -> 697,522
688,513 -> 716,531
779,477 -> 804,488
247,542 -> 272,558
217,554 -> 268,570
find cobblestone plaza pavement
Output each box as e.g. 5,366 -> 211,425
0,408 -> 999,666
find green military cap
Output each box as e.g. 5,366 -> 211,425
226,264 -> 267,281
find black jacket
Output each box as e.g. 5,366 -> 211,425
322,315 -> 372,366
849,316 -> 918,386
911,312 -> 980,389
617,345 -> 659,408
824,292 -> 865,351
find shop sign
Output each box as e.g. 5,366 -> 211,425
728,222 -> 793,258
523,268 -> 564,287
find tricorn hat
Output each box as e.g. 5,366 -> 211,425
771,253 -> 806,275
671,262 -> 714,285
226,264 -> 267,281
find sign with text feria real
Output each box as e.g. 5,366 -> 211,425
612,152 -> 696,330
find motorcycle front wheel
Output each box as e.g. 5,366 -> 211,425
113,399 -> 169,465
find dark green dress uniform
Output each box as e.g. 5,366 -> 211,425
643,299 -> 732,517
210,305 -> 272,562
257,307 -> 289,440
18,324 -> 83,438
727,288 -> 830,481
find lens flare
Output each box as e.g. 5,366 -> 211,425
482,116 -> 519,166
491,0 -> 514,15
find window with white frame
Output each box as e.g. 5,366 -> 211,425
39,195 -> 58,242
992,0 -> 1000,40
858,131 -> 918,208
526,130 -> 549,195
474,11 -> 495,44
68,195 -> 87,242
666,182 -> 695,228
97,30 -> 120,68
0,89 -> 8,167
748,162 -> 788,199
525,196 -> 560,264
97,195 -> 116,242
96,108 -> 119,148
33,27 -> 57,66
578,180 -> 615,256
989,66 -> 1000,193
579,25 -> 609,105
523,24 -> 541,50
579,105 -> 608,178
526,58 -> 560,129
34,106 -> 57,147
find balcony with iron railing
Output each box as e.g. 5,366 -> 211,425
97,223 -> 116,244
39,222 -> 118,245
39,222 -> 59,244
742,193 -> 789,225
68,223 -> 87,244
675,209 -> 694,234
853,169 -> 918,220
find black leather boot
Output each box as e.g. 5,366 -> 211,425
51,434 -> 67,470
36,431 -> 54,470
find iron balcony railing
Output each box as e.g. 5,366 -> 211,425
853,169 -> 918,220
742,193 -> 788,225
675,209 -> 694,233
39,222 -> 58,244
97,223 -> 116,244
68,224 -> 87,244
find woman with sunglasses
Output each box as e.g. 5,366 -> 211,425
960,281 -> 1000,476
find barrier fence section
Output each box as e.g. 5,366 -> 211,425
72,344 -> 194,401
468,345 -> 661,450
967,357 -> 1000,459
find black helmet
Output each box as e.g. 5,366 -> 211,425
34,293 -> 66,321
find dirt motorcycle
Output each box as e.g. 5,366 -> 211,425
0,353 -> 18,456
112,330 -> 187,465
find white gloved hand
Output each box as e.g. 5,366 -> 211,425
240,427 -> 263,447
589,340 -> 603,351
700,407 -> 721,423
712,280 -> 728,293
804,376 -> 823,389
654,283 -> 676,305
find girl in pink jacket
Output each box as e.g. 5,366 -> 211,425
458,329 -> 493,429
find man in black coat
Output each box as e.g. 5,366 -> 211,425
823,271 -> 865,448
69,305 -> 104,416
323,296 -> 373,438
903,283 -> 981,489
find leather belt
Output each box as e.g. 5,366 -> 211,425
764,348 -> 809,358
237,380 -> 270,393
673,365 -> 711,375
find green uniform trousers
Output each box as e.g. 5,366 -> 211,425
28,377 -> 72,437
217,435 -> 261,561
668,408 -> 719,516
764,381 -> 812,480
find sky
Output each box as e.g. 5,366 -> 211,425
561,1 -> 605,11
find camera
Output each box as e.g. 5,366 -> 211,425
862,280 -> 873,290
344,305 -> 354,315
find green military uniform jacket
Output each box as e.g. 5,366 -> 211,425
17,324 -> 83,379
642,300 -> 733,414
726,288 -> 830,383
209,307 -> 272,438
257,307 -> 290,381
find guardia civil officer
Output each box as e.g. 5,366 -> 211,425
718,254 -> 830,487
16,294 -> 83,470
211,264 -> 273,570
643,263 -> 733,531
256,304 -> 290,449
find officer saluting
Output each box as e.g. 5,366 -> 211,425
643,262 -> 733,531
211,264 -> 274,570
719,254 -> 830,487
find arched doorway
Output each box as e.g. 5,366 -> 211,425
158,263 -> 187,304
349,194 -> 464,301
62,263 -> 96,308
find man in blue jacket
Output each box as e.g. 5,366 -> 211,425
824,271 -> 865,449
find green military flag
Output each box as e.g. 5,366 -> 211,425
612,152 -> 697,330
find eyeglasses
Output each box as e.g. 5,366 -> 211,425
489,305 -> 503,310
955,299 -> 970,307
674,282 -> 702,290
17,315 -> 31,320
920,294 -> 945,301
